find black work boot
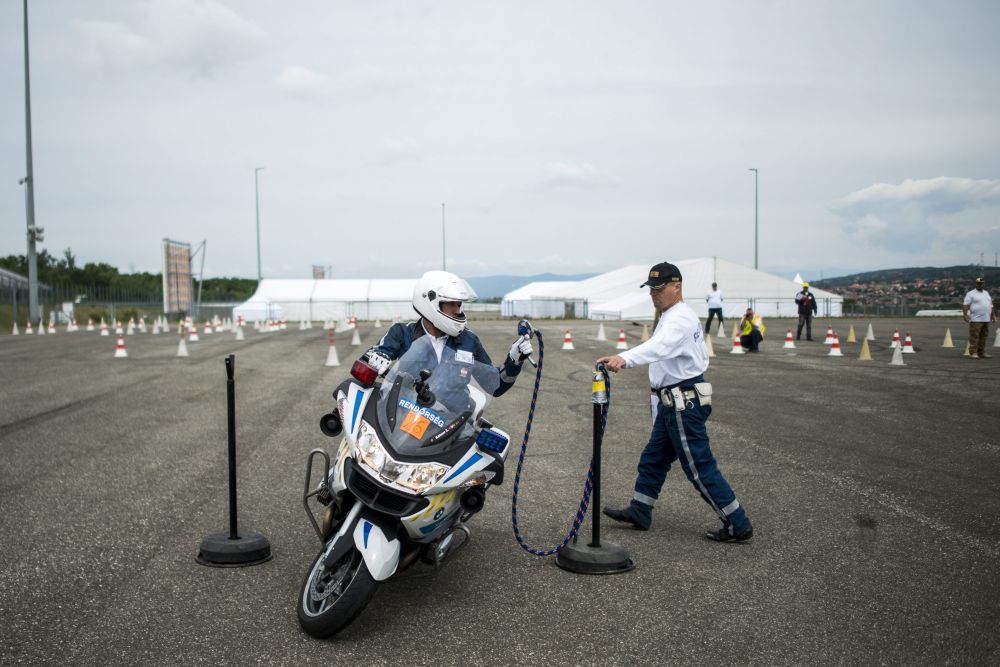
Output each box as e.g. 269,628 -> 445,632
603,504 -> 651,530
705,524 -> 754,543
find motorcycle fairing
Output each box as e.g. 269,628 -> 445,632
352,511 -> 400,581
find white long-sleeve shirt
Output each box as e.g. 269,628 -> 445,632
619,301 -> 708,388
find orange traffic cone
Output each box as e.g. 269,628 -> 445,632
114,334 -> 128,358
783,328 -> 796,349
100,319 -> 109,336
562,330 -> 575,350
827,332 -> 843,357
902,332 -> 916,354
823,325 -> 834,344
86,318 -> 95,332
615,328 -> 628,350
730,335 -> 745,354
890,328 -> 901,349
188,322 -> 200,342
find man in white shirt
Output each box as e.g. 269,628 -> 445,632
963,277 -> 995,359
705,282 -> 724,334
597,262 -> 753,543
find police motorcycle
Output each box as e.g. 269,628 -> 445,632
298,334 -> 511,637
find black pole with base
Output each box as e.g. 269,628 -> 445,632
197,354 -> 272,567
556,365 -> 635,575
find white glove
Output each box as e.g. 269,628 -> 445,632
366,351 -> 392,376
508,335 -> 533,364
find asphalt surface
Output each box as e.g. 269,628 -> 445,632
1,317 -> 998,665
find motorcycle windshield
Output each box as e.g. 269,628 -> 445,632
376,335 -> 500,459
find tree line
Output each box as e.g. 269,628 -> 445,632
0,248 -> 257,302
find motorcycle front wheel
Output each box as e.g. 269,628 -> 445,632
297,545 -> 377,638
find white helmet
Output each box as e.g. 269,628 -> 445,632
412,270 -> 477,337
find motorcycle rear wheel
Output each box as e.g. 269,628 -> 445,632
297,546 -> 377,638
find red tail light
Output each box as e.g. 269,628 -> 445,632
350,359 -> 379,388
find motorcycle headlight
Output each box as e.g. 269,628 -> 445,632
355,421 -> 448,493
397,463 -> 449,493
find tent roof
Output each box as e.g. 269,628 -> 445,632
502,281 -> 580,300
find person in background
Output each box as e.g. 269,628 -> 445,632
963,277 -> 995,359
795,282 -> 818,341
739,307 -> 765,352
705,282 -> 724,334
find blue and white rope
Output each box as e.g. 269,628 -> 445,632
510,330 -> 611,556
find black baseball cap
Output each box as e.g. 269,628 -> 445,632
640,261 -> 682,288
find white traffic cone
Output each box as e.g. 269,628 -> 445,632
705,332 -> 715,358
100,319 -> 109,336
12,322 -> 19,335
114,334 -> 128,358
37,320 -> 45,336
562,330 -> 575,350
866,323 -> 876,341
152,320 -> 161,335
902,332 -> 916,354
827,332 -> 844,357
280,319 -> 288,331
730,335 -> 745,354
890,328 -> 901,349
889,342 -> 905,366
87,318 -> 95,332
994,328 -> 1000,348
115,321 -> 123,335
942,328 -> 954,348
235,326 -> 245,341
351,328 -> 361,346
717,321 -> 726,338
126,318 -> 135,335
823,325 -> 834,344
25,321 -> 33,334
783,328 -> 796,349
615,328 -> 628,350
177,325 -> 189,357
963,341 -> 971,357
203,321 -> 212,335
139,318 -> 147,334
188,323 -> 200,342
640,324 -> 650,341
325,327 -> 341,367
47,320 -> 56,334
595,323 -> 607,341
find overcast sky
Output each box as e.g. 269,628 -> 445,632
2,0 -> 999,282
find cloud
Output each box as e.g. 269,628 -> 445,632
375,136 -> 423,164
274,66 -> 329,97
538,161 -> 617,191
832,177 -> 1000,253
74,0 -> 265,77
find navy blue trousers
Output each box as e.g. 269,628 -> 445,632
632,394 -> 751,534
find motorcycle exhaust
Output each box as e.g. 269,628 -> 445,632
460,487 -> 486,514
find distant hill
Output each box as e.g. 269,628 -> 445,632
466,273 -> 596,299
812,265 -> 999,290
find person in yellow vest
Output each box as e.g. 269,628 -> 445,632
738,307 -> 765,353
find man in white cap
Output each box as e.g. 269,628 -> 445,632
963,277 -> 995,359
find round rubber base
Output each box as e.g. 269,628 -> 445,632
556,540 -> 635,575
196,531 -> 273,568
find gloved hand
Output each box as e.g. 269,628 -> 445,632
508,335 -> 533,364
366,350 -> 392,376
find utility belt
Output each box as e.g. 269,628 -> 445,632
650,382 -> 712,409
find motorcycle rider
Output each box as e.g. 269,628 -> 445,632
359,270 -> 533,398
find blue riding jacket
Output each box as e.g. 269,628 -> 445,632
363,320 -> 522,397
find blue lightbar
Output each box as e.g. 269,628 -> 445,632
476,428 -> 508,453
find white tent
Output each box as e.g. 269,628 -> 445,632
501,258 -> 843,321
233,279 -> 418,322
501,281 -> 582,318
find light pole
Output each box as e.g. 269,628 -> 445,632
22,0 -> 40,323
749,168 -> 759,270
254,167 -> 264,283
